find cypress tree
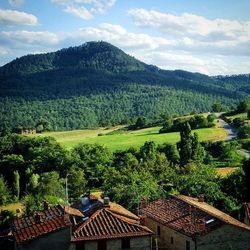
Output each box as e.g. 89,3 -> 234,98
177,122 -> 193,167
13,170 -> 20,200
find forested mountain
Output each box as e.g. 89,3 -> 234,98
0,41 -> 249,131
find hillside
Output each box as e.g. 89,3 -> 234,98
36,124 -> 227,151
0,41 -> 249,131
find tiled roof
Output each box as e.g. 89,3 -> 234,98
12,205 -> 72,244
140,195 -> 250,237
106,201 -> 139,221
64,205 -> 84,218
72,208 -> 153,241
177,195 -> 250,231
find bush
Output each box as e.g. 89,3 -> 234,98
0,175 -> 11,205
238,125 -> 250,139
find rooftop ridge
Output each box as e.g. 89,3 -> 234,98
73,207 -> 152,241
176,195 -> 250,232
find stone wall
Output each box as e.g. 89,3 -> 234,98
197,224 -> 250,250
145,217 -> 195,250
17,228 -> 71,250
71,236 -> 151,250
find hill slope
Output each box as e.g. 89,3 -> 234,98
0,41 -> 249,131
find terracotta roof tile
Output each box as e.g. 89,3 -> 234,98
72,208 -> 152,241
177,195 -> 250,232
12,205 -> 72,244
141,195 -> 250,237
140,196 -> 221,237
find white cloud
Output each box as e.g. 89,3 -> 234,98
51,0 -> 116,19
8,0 -> 24,7
128,9 -> 250,43
72,23 -> 175,51
1,22 -> 250,75
1,30 -> 60,46
0,46 -> 8,56
64,5 -> 93,20
0,9 -> 38,26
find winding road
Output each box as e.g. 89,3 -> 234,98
215,113 -> 250,159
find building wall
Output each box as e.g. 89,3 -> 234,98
197,224 -> 250,250
71,236 -> 152,250
17,228 -> 71,250
145,217 -> 195,250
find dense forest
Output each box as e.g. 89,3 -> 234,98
1,101 -> 250,231
0,124 -> 248,218
0,41 -> 249,131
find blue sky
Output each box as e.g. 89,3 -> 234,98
0,0 -> 250,75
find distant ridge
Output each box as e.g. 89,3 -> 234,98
0,41 -> 249,130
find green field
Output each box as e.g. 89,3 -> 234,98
38,125 -> 228,151
226,112 -> 250,124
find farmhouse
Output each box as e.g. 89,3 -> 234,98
140,195 -> 250,250
12,203 -> 73,250
11,196 -> 152,250
71,197 -> 153,250
20,128 -> 36,135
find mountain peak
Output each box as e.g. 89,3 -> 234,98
0,41 -> 147,76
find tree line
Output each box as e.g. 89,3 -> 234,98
0,123 -> 249,221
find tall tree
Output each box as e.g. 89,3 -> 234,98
177,122 -> 193,167
13,170 -> 20,201
67,167 -> 87,203
0,175 -> 11,205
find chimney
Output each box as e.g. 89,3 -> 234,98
139,215 -> 146,226
104,197 -> 110,207
43,201 -> 49,210
34,212 -> 42,223
198,194 -> 205,202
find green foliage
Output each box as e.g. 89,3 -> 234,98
0,175 -> 11,205
219,141 -> 243,163
220,168 -> 247,204
38,172 -> 65,198
67,167 -> 87,202
72,143 -> 112,188
238,125 -> 250,139
232,117 -> 244,128
13,170 -> 20,201
174,163 -> 222,202
133,117 -> 147,129
243,159 -> 250,201
160,114 -> 213,134
0,42 -> 248,131
207,113 -> 216,123
159,118 -> 173,133
237,100 -> 250,113
177,122 -> 193,167
24,171 -> 66,214
158,143 -> 179,166
26,173 -> 39,194
103,168 -> 163,211
139,141 -> 157,161
212,102 -> 224,112
0,210 -> 15,231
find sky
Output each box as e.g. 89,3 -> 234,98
0,0 -> 250,75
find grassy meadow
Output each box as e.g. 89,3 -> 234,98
38,125 -> 228,151
225,112 -> 250,124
